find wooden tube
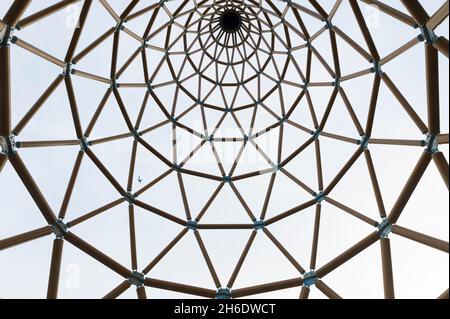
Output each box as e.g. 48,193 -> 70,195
0,226 -> 52,251
47,239 -> 64,299
103,281 -> 131,299
380,238 -> 395,299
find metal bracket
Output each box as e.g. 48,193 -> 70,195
62,63 -> 72,77
371,60 -> 383,75
131,129 -> 141,141
312,129 -> 321,140
325,20 -> 333,30
420,26 -> 437,44
79,137 -> 91,152
303,83 -> 309,92
216,288 -> 232,300
255,99 -> 263,107
111,79 -> 119,89
425,134 -> 439,154
223,175 -> 232,183
115,21 -> 125,32
186,220 -> 198,231
333,77 -> 341,88
128,271 -> 145,287
271,163 -> 281,173
169,116 -> 177,124
253,220 -> 265,231
0,135 -> 18,156
0,22 -> 13,47
51,220 -> 68,239
279,116 -> 288,124
359,135 -> 370,150
303,271 -> 318,287
124,192 -> 136,205
377,219 -> 392,238
315,192 -> 326,204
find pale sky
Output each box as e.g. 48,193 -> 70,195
0,0 -> 448,299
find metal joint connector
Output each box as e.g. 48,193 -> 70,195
0,135 -> 18,156
303,271 -> 318,287
425,134 -> 439,154
131,129 -> 141,141
124,192 -> 136,205
315,192 -> 326,204
187,220 -> 198,231
111,79 -> 119,89
51,220 -> 68,239
253,220 -> 265,231
79,138 -> 91,152
128,271 -> 145,287
359,136 -> 369,150
312,129 -> 321,140
377,219 -> 392,238
223,175 -> 232,183
63,63 -> 72,77
216,288 -> 232,300
371,60 -> 383,75
0,22 -> 13,47
116,21 -> 125,32
420,26 -> 437,44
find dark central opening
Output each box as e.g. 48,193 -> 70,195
220,10 -> 242,33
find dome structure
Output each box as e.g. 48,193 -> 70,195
0,0 -> 448,299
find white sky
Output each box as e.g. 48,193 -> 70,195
0,0 -> 448,299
